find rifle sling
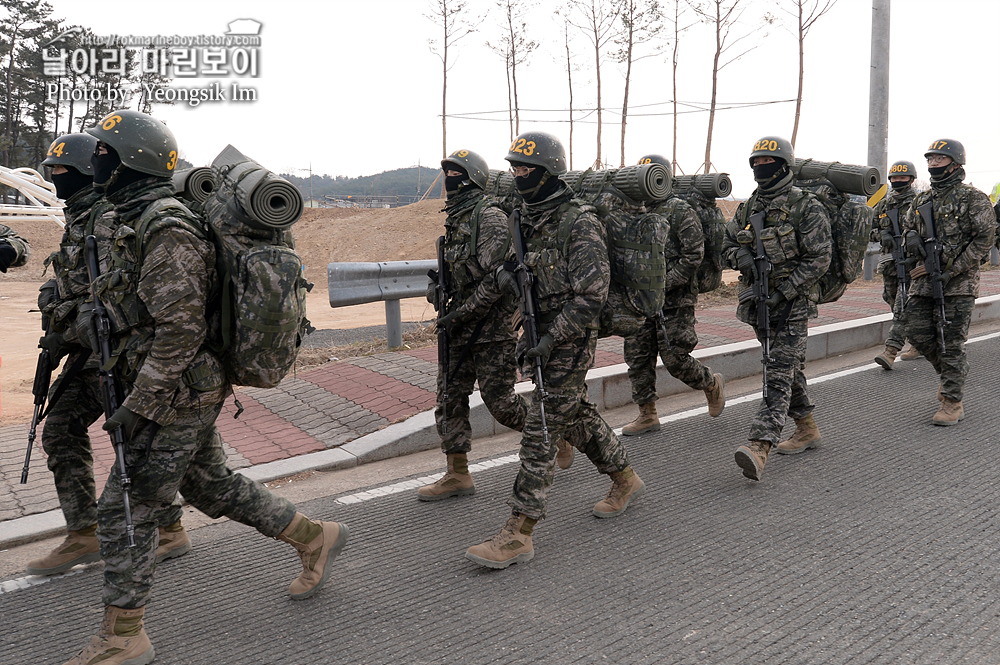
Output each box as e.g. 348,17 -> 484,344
40,349 -> 91,421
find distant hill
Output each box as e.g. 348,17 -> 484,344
280,166 -> 444,203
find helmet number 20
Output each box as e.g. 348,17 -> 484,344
166,151 -> 177,171
509,138 -> 536,156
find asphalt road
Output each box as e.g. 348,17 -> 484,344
5,330 -> 1000,665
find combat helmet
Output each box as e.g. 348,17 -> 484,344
887,160 -> 917,180
637,154 -> 670,167
924,138 -> 965,165
505,131 -> 567,175
442,149 -> 489,189
748,136 -> 794,167
85,109 -> 178,177
41,133 -> 97,175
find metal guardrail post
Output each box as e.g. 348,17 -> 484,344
385,300 -> 402,348
992,247 -> 999,267
863,242 -> 881,281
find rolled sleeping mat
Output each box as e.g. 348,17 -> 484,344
486,169 -> 516,198
673,173 -> 732,199
171,167 -> 217,204
211,144 -> 304,230
792,158 -> 881,197
562,164 -> 671,203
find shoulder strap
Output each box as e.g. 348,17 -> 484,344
134,197 -> 205,260
468,197 -> 488,258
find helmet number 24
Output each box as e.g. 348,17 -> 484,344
509,138 -> 536,156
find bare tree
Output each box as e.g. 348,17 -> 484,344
561,15 -> 576,170
426,0 -> 481,160
781,0 -> 837,148
690,0 -> 769,173
488,0 -> 538,140
666,0 -> 697,173
567,0 -> 622,169
615,0 -> 663,166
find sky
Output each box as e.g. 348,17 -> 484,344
37,0 -> 1000,199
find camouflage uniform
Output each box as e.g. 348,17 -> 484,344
94,179 -> 297,609
0,223 -> 30,272
434,190 -> 527,452
505,185 -> 631,520
902,167 -> 995,402
872,187 -> 916,350
622,195 -> 714,406
722,171 -> 832,444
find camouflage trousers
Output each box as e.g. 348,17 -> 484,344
435,337 -> 527,454
98,401 -> 297,609
509,332 -> 630,520
747,318 -> 814,444
41,352 -> 182,531
623,305 -> 714,405
904,295 -> 974,402
882,269 -> 908,350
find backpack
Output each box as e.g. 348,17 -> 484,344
675,190 -> 726,293
792,178 -> 873,304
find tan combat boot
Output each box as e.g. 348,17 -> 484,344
874,345 -> 900,370
775,414 -> 822,455
622,402 -> 660,436
933,398 -> 964,426
705,372 -> 726,417
62,605 -> 154,665
898,342 -> 922,361
735,440 -> 771,481
27,524 -> 101,576
592,466 -> 645,518
155,520 -> 192,563
277,512 -> 350,600
556,439 -> 575,470
416,453 -> 475,501
465,513 -> 536,569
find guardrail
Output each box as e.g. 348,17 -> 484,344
863,242 -> 999,281
327,260 -> 436,347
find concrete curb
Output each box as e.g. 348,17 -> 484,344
5,294 -> 999,550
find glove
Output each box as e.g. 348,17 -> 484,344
735,247 -> 754,274
425,282 -> 439,308
496,265 -> 519,298
38,279 -> 59,312
939,270 -> 952,287
103,405 -> 148,440
436,308 -> 465,333
0,239 -> 16,273
765,289 -> 786,310
525,333 -> 555,364
38,331 -> 70,361
879,229 -> 894,247
75,302 -> 97,353
904,231 -> 926,259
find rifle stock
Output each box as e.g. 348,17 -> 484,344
917,202 -> 949,354
748,211 -> 772,401
433,236 -> 450,435
506,209 -> 550,448
84,235 -> 136,548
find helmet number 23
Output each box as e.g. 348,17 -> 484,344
166,151 -> 177,171
509,138 -> 536,156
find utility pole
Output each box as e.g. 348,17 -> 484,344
867,0 -> 890,183
309,162 -> 313,205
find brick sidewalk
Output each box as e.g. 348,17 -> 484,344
3,272 -> 999,522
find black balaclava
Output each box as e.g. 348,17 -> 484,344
890,178 -> 913,192
928,164 -> 954,178
51,167 -> 93,200
752,159 -> 786,187
92,144 -> 147,195
514,165 -> 561,203
444,166 -> 469,197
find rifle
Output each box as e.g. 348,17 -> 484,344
916,201 -> 949,354
20,295 -> 57,484
886,208 -> 910,307
431,236 -> 450,436
84,235 -> 136,548
655,312 -> 673,352
747,211 -> 773,401
506,209 -> 550,449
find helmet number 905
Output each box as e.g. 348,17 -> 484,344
101,114 -> 123,131
166,151 -> 177,171
509,138 -> 536,156
753,139 -> 778,152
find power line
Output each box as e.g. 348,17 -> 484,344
446,99 -> 796,123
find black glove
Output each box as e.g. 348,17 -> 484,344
436,308 -> 464,333
38,331 -> 70,361
904,231 -> 926,258
765,289 -> 786,310
735,247 -> 754,274
38,279 -> 59,312
869,227 -> 880,243
525,333 -> 555,364
103,405 -> 148,439
76,302 -> 97,353
496,265 -> 519,298
939,270 -> 952,288
426,282 -> 439,308
0,239 -> 16,273
879,228 -> 894,247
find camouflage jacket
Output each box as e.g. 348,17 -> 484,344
872,187 -> 916,255
648,195 -> 704,308
722,172 -> 832,325
902,168 -> 995,299
96,179 -> 228,426
43,188 -> 114,344
0,223 -> 30,269
441,189 -> 517,343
